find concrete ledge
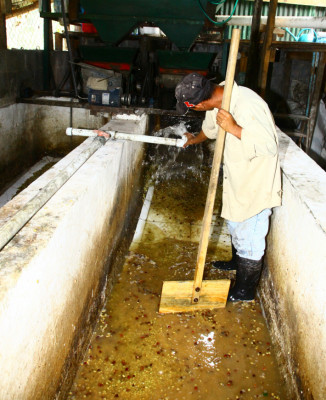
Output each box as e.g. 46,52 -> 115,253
0,114 -> 147,399
261,129 -> 326,400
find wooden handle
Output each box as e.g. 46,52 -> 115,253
191,29 -> 240,304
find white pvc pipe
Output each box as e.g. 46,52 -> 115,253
132,186 -> 155,243
216,16 -> 326,29
0,137 -> 104,251
66,128 -> 187,148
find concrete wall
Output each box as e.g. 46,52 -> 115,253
260,129 -> 326,400
0,102 -> 108,192
0,50 -> 71,108
0,49 -> 86,191
0,50 -> 44,108
0,114 -> 147,399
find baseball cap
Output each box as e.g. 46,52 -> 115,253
175,73 -> 213,115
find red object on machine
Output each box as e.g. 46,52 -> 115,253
85,61 -> 132,71
82,23 -> 97,33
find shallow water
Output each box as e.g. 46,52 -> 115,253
67,145 -> 289,400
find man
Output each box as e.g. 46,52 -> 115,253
175,72 -> 282,302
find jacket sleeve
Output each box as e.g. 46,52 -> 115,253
240,103 -> 278,160
202,110 -> 218,139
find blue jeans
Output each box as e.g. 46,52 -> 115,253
226,208 -> 272,261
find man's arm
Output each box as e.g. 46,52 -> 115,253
216,109 -> 242,139
183,130 -> 208,148
216,107 -> 278,158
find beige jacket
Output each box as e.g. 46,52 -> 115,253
202,82 -> 282,222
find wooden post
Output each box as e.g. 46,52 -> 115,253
245,0 -> 263,92
258,0 -> 278,98
0,1 -> 7,50
54,32 -> 63,51
68,0 -> 79,21
43,0 -> 52,90
307,52 -> 326,151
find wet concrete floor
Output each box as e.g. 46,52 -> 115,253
67,163 -> 289,400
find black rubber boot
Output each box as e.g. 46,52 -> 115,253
211,244 -> 237,271
228,256 -> 263,302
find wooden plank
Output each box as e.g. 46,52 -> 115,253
239,40 -> 326,53
274,113 -> 309,121
270,42 -> 326,52
159,280 -> 231,314
258,0 -> 278,98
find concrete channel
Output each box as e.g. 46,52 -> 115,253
0,101 -> 325,399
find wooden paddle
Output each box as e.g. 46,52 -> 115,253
159,29 -> 240,313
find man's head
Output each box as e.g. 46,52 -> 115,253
175,73 -> 215,114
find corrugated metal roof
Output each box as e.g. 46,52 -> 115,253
218,0 -> 325,40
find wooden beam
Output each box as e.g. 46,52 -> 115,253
6,1 -> 38,19
271,41 -> 326,52
216,16 -> 326,29
273,113 -> 310,121
0,1 -> 6,50
287,51 -> 313,61
245,0 -> 263,91
258,0 -> 278,98
239,40 -> 326,53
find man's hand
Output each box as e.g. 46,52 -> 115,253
183,130 -> 208,148
216,109 -> 242,139
183,132 -> 196,148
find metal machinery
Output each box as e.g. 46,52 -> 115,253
40,0 -> 222,110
